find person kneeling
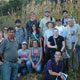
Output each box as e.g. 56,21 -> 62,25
44,51 -> 67,80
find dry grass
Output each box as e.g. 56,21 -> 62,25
0,0 -> 80,29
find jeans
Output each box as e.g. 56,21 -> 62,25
76,45 -> 80,64
26,61 -> 42,73
3,60 -> 18,80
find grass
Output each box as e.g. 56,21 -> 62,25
16,70 -> 80,80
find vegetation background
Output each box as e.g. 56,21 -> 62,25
0,0 -> 80,80
0,0 -> 80,30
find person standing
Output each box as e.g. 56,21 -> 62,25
65,18 -> 79,71
0,27 -> 19,80
48,28 -> 65,60
15,19 -> 27,49
39,9 -> 55,35
55,18 -> 66,38
26,12 -> 40,40
43,21 -> 55,63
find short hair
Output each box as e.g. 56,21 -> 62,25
62,10 -> 68,14
15,19 -> 21,24
7,27 -> 15,32
30,11 -> 35,16
53,28 -> 58,31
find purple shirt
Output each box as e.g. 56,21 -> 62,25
45,59 -> 64,77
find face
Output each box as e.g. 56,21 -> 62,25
32,24 -> 36,31
45,12 -> 50,17
16,23 -> 21,28
4,27 -> 8,33
54,51 -> 61,61
48,23 -> 53,29
22,44 -> 27,50
0,32 -> 2,39
68,19 -> 74,27
33,40 -> 38,48
8,30 -> 15,39
53,29 -> 58,36
30,13 -> 36,20
63,12 -> 68,18
56,21 -> 61,26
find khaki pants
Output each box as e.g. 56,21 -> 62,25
67,44 -> 79,71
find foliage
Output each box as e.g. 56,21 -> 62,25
0,0 -> 80,30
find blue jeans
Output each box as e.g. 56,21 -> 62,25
3,60 -> 18,80
26,61 -> 42,73
76,45 -> 80,64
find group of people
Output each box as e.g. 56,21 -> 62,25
0,9 -> 80,80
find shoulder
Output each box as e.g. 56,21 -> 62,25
25,49 -> 29,52
18,49 -> 22,53
48,36 -> 53,41
47,59 -> 52,65
38,47 -> 42,51
58,35 -> 64,39
40,18 -> 45,22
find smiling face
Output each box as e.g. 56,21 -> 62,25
45,12 -> 50,17
47,22 -> 53,29
32,24 -> 36,31
53,29 -> 59,37
30,12 -> 36,20
16,23 -> 21,28
63,12 -> 68,18
8,30 -> 15,39
22,44 -> 27,50
32,40 -> 38,48
68,19 -> 74,27
56,21 -> 61,26
54,51 -> 61,62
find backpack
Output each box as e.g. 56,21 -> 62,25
62,18 -> 64,25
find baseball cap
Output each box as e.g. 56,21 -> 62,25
44,9 -> 50,13
22,41 -> 27,45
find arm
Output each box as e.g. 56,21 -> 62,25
44,37 -> 47,52
73,37 -> 78,51
48,70 -> 60,76
29,50 -> 33,64
61,41 -> 65,52
37,50 -> 43,65
40,37 -> 42,47
48,42 -> 57,49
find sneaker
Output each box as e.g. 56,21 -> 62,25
17,73 -> 21,77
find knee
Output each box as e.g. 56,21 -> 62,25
36,65 -> 41,72
26,61 -> 32,67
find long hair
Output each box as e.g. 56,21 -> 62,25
31,23 -> 40,34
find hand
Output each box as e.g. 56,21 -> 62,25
20,58 -> 24,61
35,64 -> 38,68
73,47 -> 76,52
54,45 -> 57,49
60,75 -> 64,80
18,60 -> 22,64
44,48 -> 46,53
32,63 -> 35,69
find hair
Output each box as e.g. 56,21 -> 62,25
53,28 -> 58,31
15,19 -> 21,24
7,27 -> 15,33
30,11 -> 35,16
31,23 -> 40,34
32,39 -> 39,46
62,10 -> 68,14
